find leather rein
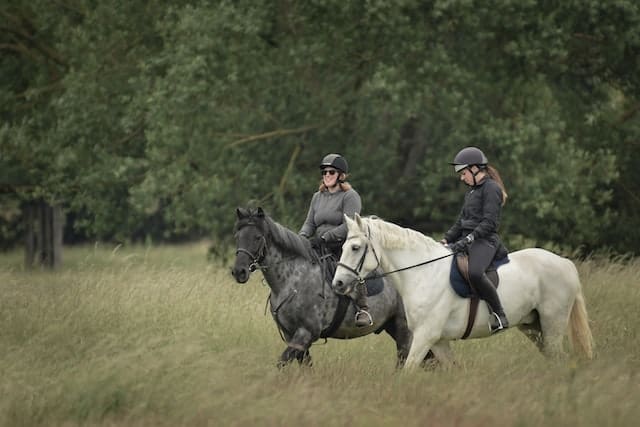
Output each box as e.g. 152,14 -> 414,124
337,228 -> 454,285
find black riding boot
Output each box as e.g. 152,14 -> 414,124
476,273 -> 509,334
354,281 -> 373,327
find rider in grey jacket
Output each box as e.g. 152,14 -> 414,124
299,154 -> 371,328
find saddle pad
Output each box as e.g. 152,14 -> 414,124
449,255 -> 509,298
364,270 -> 385,296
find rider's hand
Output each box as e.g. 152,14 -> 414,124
449,239 -> 468,253
449,234 -> 474,253
309,236 -> 324,250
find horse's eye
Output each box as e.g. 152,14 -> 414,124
351,244 -> 360,251
255,235 -> 262,241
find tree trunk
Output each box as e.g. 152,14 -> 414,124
24,200 -> 64,269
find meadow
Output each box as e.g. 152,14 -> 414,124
1,243 -> 638,427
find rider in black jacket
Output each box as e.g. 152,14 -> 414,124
442,147 -> 510,333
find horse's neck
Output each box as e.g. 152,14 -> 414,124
262,242 -> 328,302
262,243 -> 313,296
375,239 -> 450,283
258,245 -> 284,291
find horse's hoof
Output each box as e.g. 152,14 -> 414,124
276,359 -> 290,369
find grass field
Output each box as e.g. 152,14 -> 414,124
1,243 -> 639,426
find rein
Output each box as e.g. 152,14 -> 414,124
369,253 -> 455,280
338,228 -> 454,283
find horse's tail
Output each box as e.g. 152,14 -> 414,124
568,288 -> 594,359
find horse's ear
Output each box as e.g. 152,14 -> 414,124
344,214 -> 354,228
236,207 -> 247,219
256,207 -> 265,218
344,214 -> 361,233
354,213 -> 364,230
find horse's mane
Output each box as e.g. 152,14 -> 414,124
262,215 -> 315,261
360,216 -> 442,251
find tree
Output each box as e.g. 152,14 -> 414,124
2,0 -> 639,260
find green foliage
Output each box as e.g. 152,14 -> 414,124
1,1 -> 639,253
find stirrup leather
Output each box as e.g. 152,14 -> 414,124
355,310 -> 373,326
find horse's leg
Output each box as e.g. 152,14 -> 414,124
381,314 -> 413,369
538,310 -> 570,359
517,310 -> 544,353
404,325 -> 440,370
279,345 -> 313,368
277,328 -> 314,368
278,346 -> 297,368
425,340 -> 454,369
296,349 -> 312,366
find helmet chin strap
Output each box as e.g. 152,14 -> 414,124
466,166 -> 483,186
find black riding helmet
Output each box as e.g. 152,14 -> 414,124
320,153 -> 349,174
449,147 -> 488,173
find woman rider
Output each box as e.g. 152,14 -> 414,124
441,147 -> 510,333
299,154 -> 372,327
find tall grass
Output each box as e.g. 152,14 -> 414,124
1,243 -> 638,426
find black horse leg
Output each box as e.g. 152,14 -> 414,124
381,305 -> 413,368
278,345 -> 313,368
278,346 -> 299,368
277,328 -> 313,368
296,349 -> 312,366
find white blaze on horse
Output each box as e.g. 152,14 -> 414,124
332,214 -> 594,369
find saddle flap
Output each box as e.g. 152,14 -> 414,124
451,254 -> 509,339
450,254 -> 502,299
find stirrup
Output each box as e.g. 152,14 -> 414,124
355,310 -> 373,327
489,312 -> 507,334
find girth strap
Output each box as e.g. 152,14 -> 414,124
457,255 -> 478,339
320,294 -> 351,338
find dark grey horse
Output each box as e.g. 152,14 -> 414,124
231,207 -> 415,368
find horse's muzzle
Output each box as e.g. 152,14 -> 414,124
331,278 -> 354,296
231,266 -> 250,284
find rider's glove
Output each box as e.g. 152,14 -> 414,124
450,234 -> 474,253
449,240 -> 467,253
309,235 -> 325,250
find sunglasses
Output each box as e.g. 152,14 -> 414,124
321,169 -> 338,176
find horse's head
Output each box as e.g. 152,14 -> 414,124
332,214 -> 380,295
231,207 -> 268,284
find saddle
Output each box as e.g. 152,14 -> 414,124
314,247 -> 385,338
450,254 -> 509,339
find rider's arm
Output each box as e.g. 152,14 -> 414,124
299,192 -> 319,238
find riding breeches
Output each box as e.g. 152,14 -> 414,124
467,239 -> 505,314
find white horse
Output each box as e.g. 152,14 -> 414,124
332,214 -> 594,369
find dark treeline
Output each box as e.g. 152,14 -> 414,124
2,1 -> 639,262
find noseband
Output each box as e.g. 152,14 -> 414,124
236,223 -> 267,272
336,230 -> 381,286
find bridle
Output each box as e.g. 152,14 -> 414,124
235,222 -> 267,272
336,226 -> 381,286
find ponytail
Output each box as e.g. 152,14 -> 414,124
487,165 -> 508,205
